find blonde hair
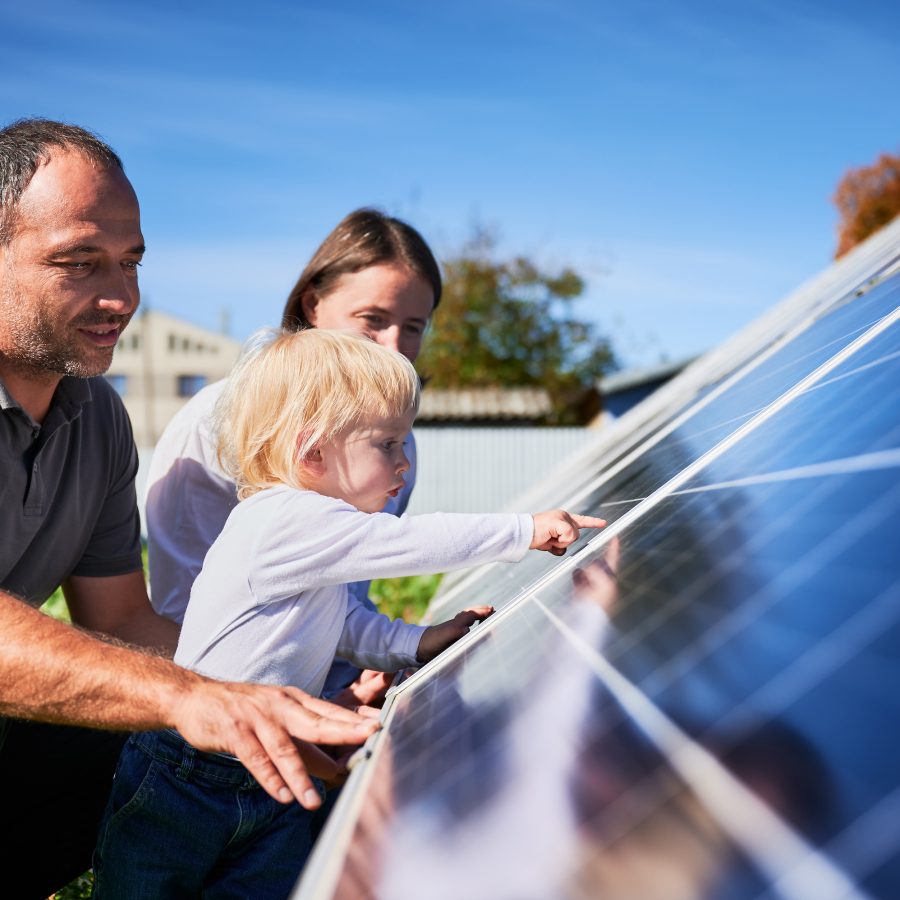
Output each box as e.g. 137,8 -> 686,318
216,328 -> 420,500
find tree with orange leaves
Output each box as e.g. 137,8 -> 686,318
833,151 -> 900,258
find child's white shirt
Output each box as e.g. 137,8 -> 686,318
174,485 -> 533,697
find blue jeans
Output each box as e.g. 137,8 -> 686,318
92,730 -> 323,899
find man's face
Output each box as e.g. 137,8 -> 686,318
0,149 -> 144,380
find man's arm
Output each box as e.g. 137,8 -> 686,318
0,590 -> 378,807
64,570 -> 180,654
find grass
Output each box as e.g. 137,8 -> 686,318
369,573 -> 442,622
40,587 -> 70,622
51,873 -> 93,899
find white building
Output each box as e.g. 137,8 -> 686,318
106,309 -> 242,446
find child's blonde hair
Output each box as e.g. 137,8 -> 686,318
216,328 -> 421,500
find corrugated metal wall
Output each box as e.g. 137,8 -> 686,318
406,428 -> 600,514
136,428 -> 601,532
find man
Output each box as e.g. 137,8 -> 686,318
0,118 -> 377,898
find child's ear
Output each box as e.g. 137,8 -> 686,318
297,437 -> 325,475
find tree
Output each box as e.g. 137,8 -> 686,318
833,151 -> 900,258
420,229 -> 615,425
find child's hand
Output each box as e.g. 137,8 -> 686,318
531,509 -> 606,556
330,669 -> 394,710
416,606 -> 494,664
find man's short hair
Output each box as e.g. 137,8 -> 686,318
0,118 -> 123,244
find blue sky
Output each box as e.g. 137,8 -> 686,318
2,0 -> 899,369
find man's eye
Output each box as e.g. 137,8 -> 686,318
404,324 -> 424,336
362,314 -> 385,326
123,261 -> 143,272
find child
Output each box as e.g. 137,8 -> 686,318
93,329 -> 604,899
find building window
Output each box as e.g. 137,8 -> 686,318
106,374 -> 128,396
177,374 -> 207,398
168,333 -> 176,352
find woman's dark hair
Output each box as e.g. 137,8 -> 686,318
281,208 -> 442,330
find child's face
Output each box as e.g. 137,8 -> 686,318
311,409 -> 415,513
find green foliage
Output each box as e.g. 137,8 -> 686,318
420,228 -> 615,424
40,586 -> 71,622
53,872 -> 93,898
369,574 -> 443,623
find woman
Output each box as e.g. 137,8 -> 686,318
145,208 -> 441,695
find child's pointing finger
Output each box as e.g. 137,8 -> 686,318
571,514 -> 607,530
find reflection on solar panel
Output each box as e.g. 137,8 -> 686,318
293,219 -> 900,900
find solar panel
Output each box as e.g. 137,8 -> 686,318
293,219 -> 900,900
428,269 -> 900,624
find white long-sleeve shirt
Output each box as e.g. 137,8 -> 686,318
174,486 -> 533,697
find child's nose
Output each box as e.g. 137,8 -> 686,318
397,450 -> 410,474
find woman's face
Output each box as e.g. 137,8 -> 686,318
302,263 -> 435,362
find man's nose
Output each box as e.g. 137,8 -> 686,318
96,267 -> 139,315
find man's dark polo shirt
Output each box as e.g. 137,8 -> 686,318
0,374 -> 143,608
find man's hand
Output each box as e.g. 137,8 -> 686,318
416,606 -> 494,664
171,679 -> 380,809
1,593 -> 378,810
530,510 -> 606,556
